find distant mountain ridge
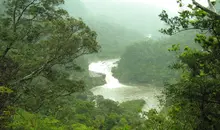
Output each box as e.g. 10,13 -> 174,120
63,0 -> 145,57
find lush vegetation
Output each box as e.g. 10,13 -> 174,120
0,0 -> 100,129
113,39 -> 178,86
64,0 -> 145,59
156,0 -> 220,129
1,0 -> 220,130
114,0 -> 220,129
0,0 -> 154,129
113,31 -> 200,86
7,92 -> 147,130
86,19 -> 144,59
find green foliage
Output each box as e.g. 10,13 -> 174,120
113,40 -> 179,86
159,0 -> 220,129
9,109 -> 65,130
0,85 -> 13,129
0,86 -> 13,94
0,0 -> 100,84
143,109 -> 176,130
85,18 -> 144,59
71,123 -> 93,130
52,93 -> 146,130
5,0 -> 220,129
0,0 -> 100,128
120,99 -> 145,113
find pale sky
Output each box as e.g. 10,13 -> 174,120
79,0 -> 210,37
81,0 -> 209,13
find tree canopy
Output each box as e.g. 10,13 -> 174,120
158,0 -> 220,129
1,0 -> 220,130
0,0 -> 100,128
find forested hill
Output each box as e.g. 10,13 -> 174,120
85,19 -> 144,58
63,0 -> 145,58
1,0 -> 220,129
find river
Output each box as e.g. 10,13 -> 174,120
89,59 -> 162,111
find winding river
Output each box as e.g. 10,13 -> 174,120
89,59 -> 162,111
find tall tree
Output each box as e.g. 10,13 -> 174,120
0,0 -> 100,128
159,0 -> 220,129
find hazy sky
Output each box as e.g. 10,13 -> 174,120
81,0 -> 209,13
81,0 -> 178,13
78,0 -> 209,37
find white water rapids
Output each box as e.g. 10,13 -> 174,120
89,59 -> 162,111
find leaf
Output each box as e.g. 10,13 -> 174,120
199,70 -> 206,76
200,64 -> 204,67
0,86 -> 13,94
187,4 -> 193,9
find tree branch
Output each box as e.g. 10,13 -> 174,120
192,0 -> 220,19
1,1 -> 18,59
18,64 -> 46,82
1,0 -> 38,59
13,0 -> 18,32
172,27 -> 207,35
1,42 -> 14,59
15,0 -> 38,26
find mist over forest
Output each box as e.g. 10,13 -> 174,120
65,0 -> 172,37
1,0 -> 220,130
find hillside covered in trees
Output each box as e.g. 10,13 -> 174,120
1,0 -> 220,130
63,0 -> 145,58
112,31 -> 200,86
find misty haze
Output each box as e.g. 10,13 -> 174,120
1,0 -> 220,129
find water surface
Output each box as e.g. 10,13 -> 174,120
89,59 -> 162,111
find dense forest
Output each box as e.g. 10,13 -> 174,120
1,0 -> 220,130
112,30 -> 201,86
63,0 -> 146,59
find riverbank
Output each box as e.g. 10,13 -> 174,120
88,59 -> 162,111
